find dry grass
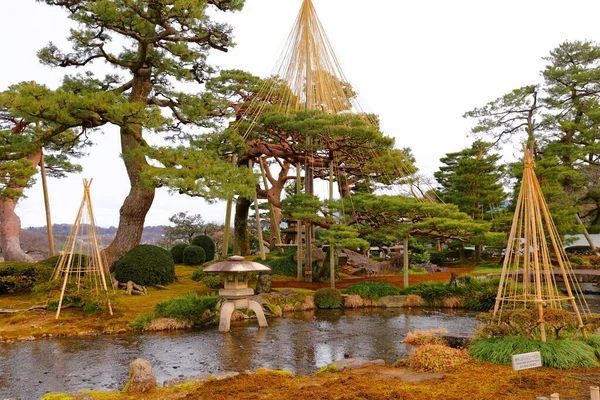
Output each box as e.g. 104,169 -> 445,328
401,344 -> 470,372
405,294 -> 425,307
0,265 -> 210,340
403,328 -> 448,346
442,296 -> 465,308
343,294 -> 364,308
146,317 -> 192,331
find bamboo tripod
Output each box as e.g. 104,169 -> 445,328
493,144 -> 588,341
53,179 -> 113,319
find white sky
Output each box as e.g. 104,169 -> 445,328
2,0 -> 600,228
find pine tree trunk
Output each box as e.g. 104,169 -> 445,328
233,197 -> 251,256
0,150 -> 42,262
103,67 -> 155,269
0,197 -> 33,262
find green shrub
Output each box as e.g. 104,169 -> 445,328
153,293 -> 219,325
114,244 -> 175,286
170,243 -> 189,264
429,251 -> 447,266
191,235 -> 216,261
342,281 -> 402,300
0,261 -> 54,294
259,255 -> 296,276
200,275 -> 222,289
314,288 -> 343,309
183,245 -> 206,266
408,267 -> 428,275
469,337 -> 599,369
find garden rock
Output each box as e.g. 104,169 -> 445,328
255,273 -> 272,294
124,358 -> 157,393
378,295 -> 408,308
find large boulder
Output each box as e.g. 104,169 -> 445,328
340,249 -> 381,275
124,358 -> 157,394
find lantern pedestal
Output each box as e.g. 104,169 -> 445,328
204,256 -> 271,333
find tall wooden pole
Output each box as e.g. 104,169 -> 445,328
303,0 -> 314,283
250,160 -> 266,260
296,163 -> 303,281
329,154 -> 335,288
403,237 -> 409,289
223,197 -> 233,257
39,149 -> 55,257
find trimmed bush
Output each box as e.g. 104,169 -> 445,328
191,235 -> 216,261
183,245 -> 206,266
342,282 -> 402,300
170,243 -> 189,264
314,288 -> 343,309
114,244 -> 175,286
469,337 -> 599,369
0,261 -> 54,294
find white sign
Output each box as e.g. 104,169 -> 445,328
511,351 -> 542,371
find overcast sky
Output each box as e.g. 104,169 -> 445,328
2,0 -> 600,228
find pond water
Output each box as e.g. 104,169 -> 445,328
0,307 -> 479,399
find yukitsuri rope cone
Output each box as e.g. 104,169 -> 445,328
52,178 -> 113,319
493,144 -> 588,341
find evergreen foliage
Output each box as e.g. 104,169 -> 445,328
342,282 -> 402,300
170,243 -> 189,264
114,244 -> 175,286
314,288 -> 343,309
0,261 -> 53,294
182,245 -> 206,266
191,234 -> 216,261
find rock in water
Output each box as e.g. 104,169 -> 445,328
125,358 -> 157,393
255,273 -> 272,294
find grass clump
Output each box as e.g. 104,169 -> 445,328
403,328 -> 448,346
314,288 -> 343,309
342,281 -> 402,300
131,293 -> 219,330
400,344 -> 470,372
469,337 -> 599,369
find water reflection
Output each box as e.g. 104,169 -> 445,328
0,307 -> 479,399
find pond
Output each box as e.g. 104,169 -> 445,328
0,307 -> 479,399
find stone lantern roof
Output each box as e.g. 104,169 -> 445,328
204,255 -> 271,273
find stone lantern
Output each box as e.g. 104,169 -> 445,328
203,255 -> 271,332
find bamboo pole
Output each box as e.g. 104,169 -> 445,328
39,149 -> 55,257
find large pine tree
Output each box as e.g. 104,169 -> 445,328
1,0 -> 255,266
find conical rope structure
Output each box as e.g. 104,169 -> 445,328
493,144 -> 588,341
52,179 -> 113,319
224,0 -> 420,283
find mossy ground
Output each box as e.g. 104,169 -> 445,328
42,362 -> 600,400
0,265 -> 212,340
